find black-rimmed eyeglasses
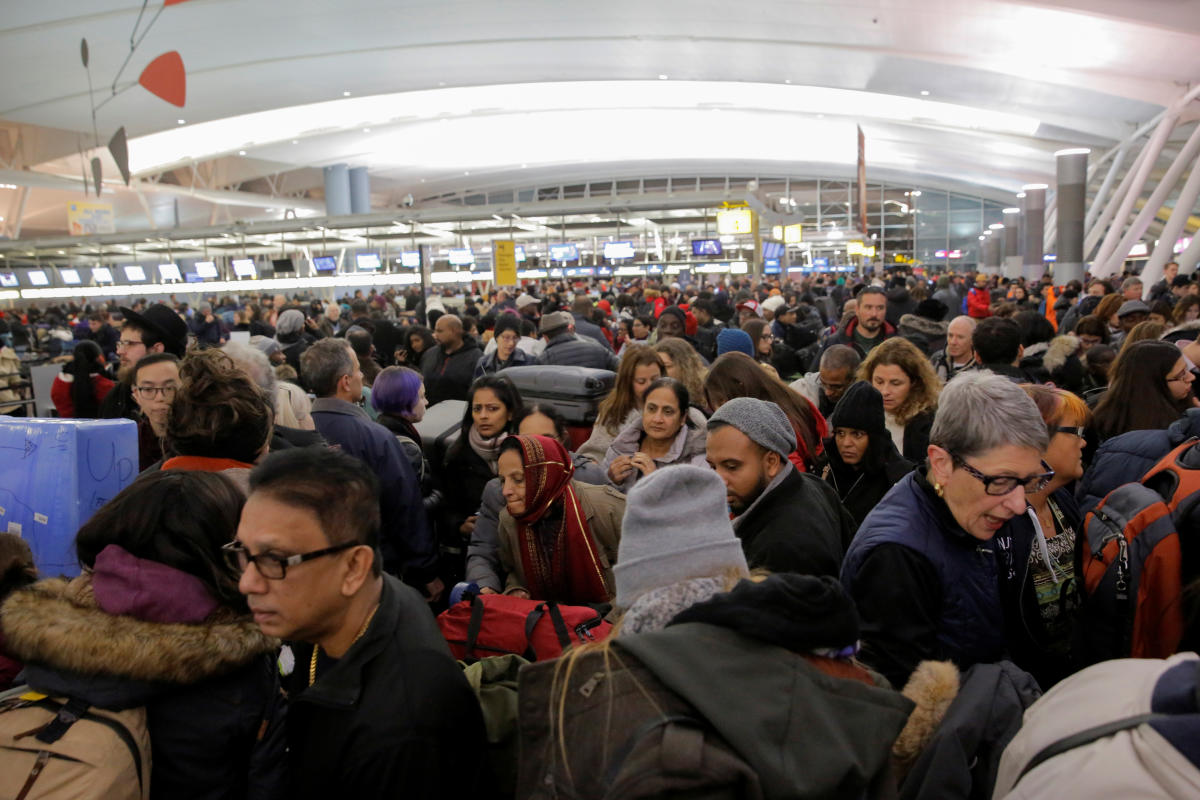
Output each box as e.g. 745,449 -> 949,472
951,453 -> 1055,496
221,540 -> 356,580
1050,425 -> 1086,439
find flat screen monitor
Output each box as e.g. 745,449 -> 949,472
27,270 -> 49,286
763,259 -> 781,274
761,240 -> 785,260
272,258 -> 296,273
603,240 -> 635,260
448,248 -> 474,266
312,255 -> 337,273
194,261 -> 219,278
93,267 -> 114,283
60,269 -> 82,285
123,265 -> 146,282
515,246 -> 526,263
185,273 -> 205,283
232,259 -> 256,278
0,273 -> 16,288
399,251 -> 420,268
549,243 -> 579,262
812,257 -> 829,267
355,253 -> 381,271
158,263 -> 182,281
691,239 -> 723,256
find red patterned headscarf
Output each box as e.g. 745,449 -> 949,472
508,434 -> 609,604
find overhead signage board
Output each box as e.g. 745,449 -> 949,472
716,208 -> 753,235
67,202 -> 115,235
494,240 -> 517,286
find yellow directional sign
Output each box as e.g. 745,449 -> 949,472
494,240 -> 517,286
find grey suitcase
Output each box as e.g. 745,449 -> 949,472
496,366 -> 615,425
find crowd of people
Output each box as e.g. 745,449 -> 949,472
2,261 -> 1200,798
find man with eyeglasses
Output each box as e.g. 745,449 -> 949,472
99,303 -> 189,421
232,447 -> 484,798
129,353 -> 181,470
791,344 -> 861,418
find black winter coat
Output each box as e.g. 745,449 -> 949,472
733,467 -> 856,577
901,408 -> 936,463
536,332 -> 619,370
820,438 -> 914,530
897,661 -> 1041,800
421,338 -> 484,405
283,575 -> 486,799
993,488 -> 1082,689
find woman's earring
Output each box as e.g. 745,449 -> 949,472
933,481 -> 944,498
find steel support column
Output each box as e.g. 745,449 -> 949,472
1054,149 -> 1089,285
1142,154 -> 1200,289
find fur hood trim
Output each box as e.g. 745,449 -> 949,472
891,660 -> 960,782
1043,335 -> 1079,373
1,576 -> 277,685
898,314 -> 948,337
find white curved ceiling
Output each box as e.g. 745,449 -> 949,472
1,0 -> 1198,236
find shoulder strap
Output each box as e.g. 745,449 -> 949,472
31,698 -> 145,793
1016,711 -> 1168,783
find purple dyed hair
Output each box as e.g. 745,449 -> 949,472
371,365 -> 423,416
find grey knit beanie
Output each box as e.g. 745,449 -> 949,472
707,397 -> 795,457
614,465 -> 747,608
276,308 -> 305,336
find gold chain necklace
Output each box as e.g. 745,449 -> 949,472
308,603 -> 379,687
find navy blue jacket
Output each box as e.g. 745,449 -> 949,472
310,397 -> 436,584
841,469 -> 1006,688
1076,408 -> 1200,515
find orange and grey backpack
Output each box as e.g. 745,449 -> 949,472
1077,438 -> 1200,664
0,688 -> 150,800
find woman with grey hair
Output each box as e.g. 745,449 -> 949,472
840,370 -> 1052,688
222,340 -> 314,430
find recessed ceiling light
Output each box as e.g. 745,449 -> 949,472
362,128 -> 371,133
784,79 -> 792,84
292,139 -> 299,144
238,150 -> 246,155
520,163 -> 528,168
343,91 -> 351,97
464,171 -> 470,176
176,119 -> 185,125
658,74 -> 668,80
920,90 -> 930,96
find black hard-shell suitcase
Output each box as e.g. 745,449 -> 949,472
496,366 -> 615,425
412,399 -> 467,459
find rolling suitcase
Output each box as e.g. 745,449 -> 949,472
412,399 -> 467,459
496,366 -> 614,425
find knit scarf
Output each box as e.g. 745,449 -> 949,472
509,435 -> 609,605
620,576 -> 727,635
467,425 -> 507,473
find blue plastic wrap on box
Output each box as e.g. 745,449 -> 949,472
0,418 -> 138,577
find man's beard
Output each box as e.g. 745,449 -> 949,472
730,474 -> 771,515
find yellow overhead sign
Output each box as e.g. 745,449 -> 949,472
494,240 -> 517,286
846,241 -> 864,255
770,224 -> 804,244
716,208 -> 753,235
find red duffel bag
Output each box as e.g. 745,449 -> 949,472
437,593 -> 611,662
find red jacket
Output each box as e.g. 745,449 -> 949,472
967,287 -> 992,319
50,372 -> 115,418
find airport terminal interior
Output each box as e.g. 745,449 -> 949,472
0,2 -> 1199,798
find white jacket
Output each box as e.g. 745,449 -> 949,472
994,652 -> 1200,799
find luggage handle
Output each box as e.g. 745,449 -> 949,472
524,602 -> 575,659
463,594 -> 487,662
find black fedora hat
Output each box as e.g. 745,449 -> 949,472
118,303 -> 188,357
